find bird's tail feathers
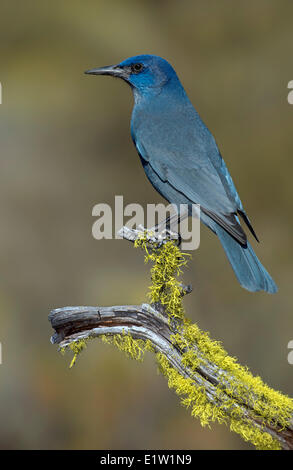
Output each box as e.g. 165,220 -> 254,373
215,225 -> 277,293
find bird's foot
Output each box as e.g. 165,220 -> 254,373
145,225 -> 181,248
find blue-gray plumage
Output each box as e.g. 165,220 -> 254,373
85,54 -> 277,293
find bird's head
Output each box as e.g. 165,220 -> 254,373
85,54 -> 179,95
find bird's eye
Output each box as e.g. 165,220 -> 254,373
131,63 -> 143,73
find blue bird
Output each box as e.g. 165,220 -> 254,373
85,55 -> 277,293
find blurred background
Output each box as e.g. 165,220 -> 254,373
0,0 -> 292,450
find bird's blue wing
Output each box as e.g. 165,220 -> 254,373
132,116 -> 251,245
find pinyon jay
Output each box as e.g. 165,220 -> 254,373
85,54 -> 277,294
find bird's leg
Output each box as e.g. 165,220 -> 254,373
150,212 -> 184,247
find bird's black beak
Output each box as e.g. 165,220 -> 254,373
84,65 -> 128,80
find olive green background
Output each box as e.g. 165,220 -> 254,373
0,0 -> 292,449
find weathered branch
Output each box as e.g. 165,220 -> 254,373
49,225 -> 293,450
117,224 -> 180,245
49,303 -> 293,450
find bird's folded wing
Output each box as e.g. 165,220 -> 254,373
148,159 -> 247,245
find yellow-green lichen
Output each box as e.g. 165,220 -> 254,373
172,322 -> 293,431
101,330 -> 154,361
156,352 -> 281,450
62,332 -> 153,367
134,235 -> 293,450
64,338 -> 89,368
134,236 -> 190,321
61,235 -> 292,450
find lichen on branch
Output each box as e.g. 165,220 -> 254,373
54,231 -> 293,450
134,235 -> 190,321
